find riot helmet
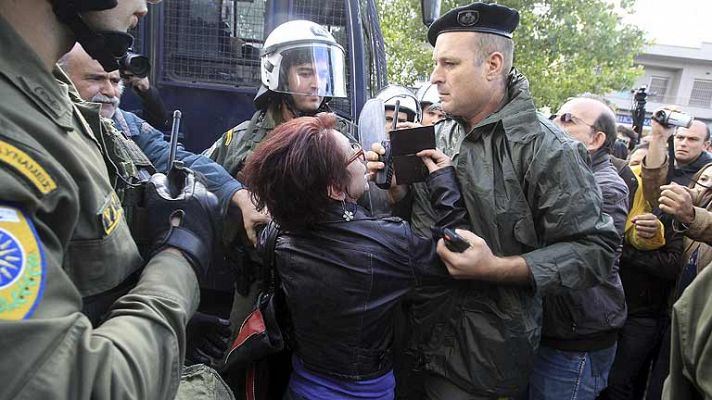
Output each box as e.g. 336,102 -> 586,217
375,85 -> 421,124
256,20 -> 347,111
416,82 -> 445,125
416,83 -> 440,108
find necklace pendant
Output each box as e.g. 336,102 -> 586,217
342,210 -> 354,221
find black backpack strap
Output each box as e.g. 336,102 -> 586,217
260,222 -> 281,293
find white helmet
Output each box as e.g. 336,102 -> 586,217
375,85 -> 421,123
260,20 -> 347,99
416,83 -> 440,107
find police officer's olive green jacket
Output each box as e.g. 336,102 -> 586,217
205,106 -> 356,249
663,260 -> 712,399
204,108 -> 281,179
0,16 -> 198,399
402,71 -> 620,397
204,106 -> 356,179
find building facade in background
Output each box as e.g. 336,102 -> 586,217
606,42 -> 712,130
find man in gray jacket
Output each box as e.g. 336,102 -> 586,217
527,97 -> 629,399
369,3 -> 620,399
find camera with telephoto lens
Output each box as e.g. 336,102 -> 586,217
119,50 -> 150,78
652,109 -> 693,129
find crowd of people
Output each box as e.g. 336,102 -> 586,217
1,0 -> 711,400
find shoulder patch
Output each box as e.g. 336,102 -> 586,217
0,205 -> 46,320
0,140 -> 57,195
224,128 -> 234,146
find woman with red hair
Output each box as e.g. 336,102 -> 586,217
242,112 -> 466,399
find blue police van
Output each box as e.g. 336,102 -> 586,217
124,0 -> 438,296
124,0 -> 396,153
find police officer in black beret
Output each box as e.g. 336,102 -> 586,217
367,3 -> 620,399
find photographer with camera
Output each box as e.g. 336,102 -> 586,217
115,46 -> 172,131
123,74 -> 171,131
633,109 -> 712,399
59,43 -> 253,259
642,111 -> 711,199
119,49 -> 171,131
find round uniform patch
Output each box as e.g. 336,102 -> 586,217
0,205 -> 46,320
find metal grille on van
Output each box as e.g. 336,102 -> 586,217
292,0 -> 352,119
161,0 -> 267,88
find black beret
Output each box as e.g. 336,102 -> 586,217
427,2 -> 520,46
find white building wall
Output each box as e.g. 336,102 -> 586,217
606,43 -> 712,125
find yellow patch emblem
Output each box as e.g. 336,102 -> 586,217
224,128 -> 234,146
98,192 -> 123,236
0,140 -> 57,194
0,206 -> 46,320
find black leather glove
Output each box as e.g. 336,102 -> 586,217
145,166 -> 220,276
185,312 -> 232,367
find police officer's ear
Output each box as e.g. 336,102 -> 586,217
484,51 -> 505,82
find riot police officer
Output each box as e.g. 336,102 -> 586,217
204,18 -> 350,322
0,1 -> 219,398
416,82 -> 445,126
203,19 -> 349,398
375,84 -> 421,131
205,19 -> 349,176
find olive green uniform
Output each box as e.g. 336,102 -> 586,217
663,260 -> 712,399
0,15 -> 199,400
205,107 -> 355,179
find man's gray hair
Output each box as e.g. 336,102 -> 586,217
473,32 -> 514,80
56,48 -> 126,103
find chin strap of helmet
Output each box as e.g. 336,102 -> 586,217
53,0 -> 134,73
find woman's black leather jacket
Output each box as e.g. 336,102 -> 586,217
257,167 -> 467,380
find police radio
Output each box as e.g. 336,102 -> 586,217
374,100 -> 398,189
166,110 -> 186,198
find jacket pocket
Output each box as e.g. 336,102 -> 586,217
542,294 -> 579,338
440,290 -> 537,395
65,220 -> 142,297
514,214 -> 538,249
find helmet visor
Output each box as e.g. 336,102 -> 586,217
273,44 -> 347,98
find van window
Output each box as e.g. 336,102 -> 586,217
161,0 -> 267,88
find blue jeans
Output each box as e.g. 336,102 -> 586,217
528,343 -> 617,400
603,316 -> 667,400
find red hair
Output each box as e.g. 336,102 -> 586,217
242,113 -> 351,230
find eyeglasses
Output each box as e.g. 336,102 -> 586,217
550,113 -> 601,133
345,143 -> 366,166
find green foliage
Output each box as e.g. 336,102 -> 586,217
377,0 -> 646,110
377,0 -> 433,84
